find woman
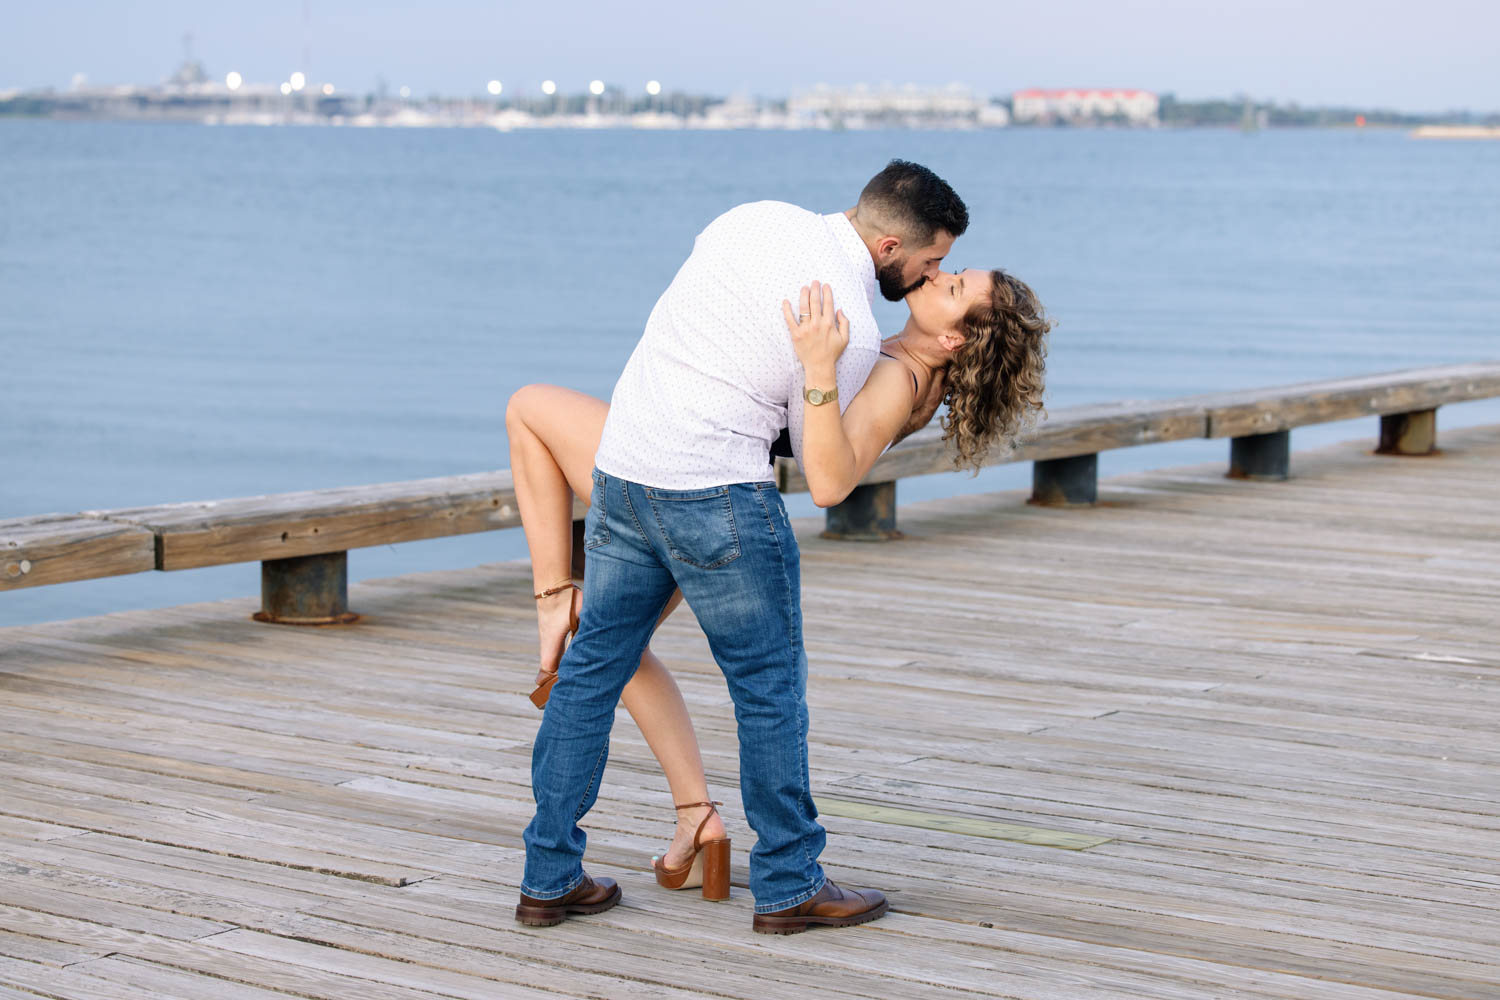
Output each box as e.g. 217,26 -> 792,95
505,267 -> 1048,897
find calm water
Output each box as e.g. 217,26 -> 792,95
3,121 -> 1498,625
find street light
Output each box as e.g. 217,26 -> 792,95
280,82 -> 292,96
225,71 -> 243,91
289,71 -> 306,92
322,83 -> 335,96
399,86 -> 411,99
589,80 -> 605,96
487,80 -> 502,96
646,80 -> 661,96
541,80 -> 556,96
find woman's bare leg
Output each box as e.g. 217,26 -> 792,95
624,597 -> 724,867
506,384 -> 602,679
505,385 -> 724,865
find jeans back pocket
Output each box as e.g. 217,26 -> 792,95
583,470 -> 611,550
644,485 -> 741,569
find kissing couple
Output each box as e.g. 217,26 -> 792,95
507,159 -> 1049,933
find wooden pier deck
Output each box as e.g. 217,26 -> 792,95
1,426 -> 1497,1000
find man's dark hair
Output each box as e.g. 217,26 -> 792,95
857,159 -> 969,246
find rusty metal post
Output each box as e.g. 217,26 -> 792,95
1228,430 -> 1290,481
1031,454 -> 1097,506
823,481 -> 900,541
253,551 -> 359,625
1376,408 -> 1437,456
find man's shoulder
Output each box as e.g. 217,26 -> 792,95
705,200 -> 821,236
726,199 -> 815,219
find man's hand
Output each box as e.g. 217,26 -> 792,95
890,367 -> 946,445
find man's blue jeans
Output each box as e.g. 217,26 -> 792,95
521,470 -> 827,913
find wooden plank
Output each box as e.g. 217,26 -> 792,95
30,833 -> 427,911
0,929 -> 107,967
98,471 -> 584,571
0,781 -> 426,888
0,813 -> 89,842
0,925 -> 459,1000
0,879 -> 234,941
0,514 -> 155,590
50,956 -> 304,1000
816,796 -> 1113,850
0,982 -> 57,1000
0,956 -> 220,1000
1200,360 -> 1500,438
0,840 -> 355,934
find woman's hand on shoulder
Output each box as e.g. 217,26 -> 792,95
782,281 -> 848,378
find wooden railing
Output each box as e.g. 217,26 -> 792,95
780,361 -> 1500,537
5,362 -> 1499,623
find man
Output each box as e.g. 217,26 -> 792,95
516,160 -> 968,933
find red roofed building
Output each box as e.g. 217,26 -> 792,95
1012,88 -> 1159,125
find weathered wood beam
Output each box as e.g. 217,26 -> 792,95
98,472 -> 583,571
1201,362 -> 1500,439
0,515 -> 156,591
88,472 -> 579,626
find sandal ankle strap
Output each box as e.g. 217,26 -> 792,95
673,800 -> 723,852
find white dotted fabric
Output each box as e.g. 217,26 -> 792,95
596,202 -> 879,490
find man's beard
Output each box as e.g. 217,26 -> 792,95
877,259 -> 926,302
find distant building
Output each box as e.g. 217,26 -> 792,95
1011,88 -> 1159,125
788,83 -> 1008,129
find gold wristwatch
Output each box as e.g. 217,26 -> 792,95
803,386 -> 838,406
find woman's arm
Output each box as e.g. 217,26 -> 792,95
783,283 -> 916,507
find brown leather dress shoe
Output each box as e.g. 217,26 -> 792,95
515,872 -> 621,927
751,878 -> 889,935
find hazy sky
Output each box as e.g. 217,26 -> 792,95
5,1 -> 1496,111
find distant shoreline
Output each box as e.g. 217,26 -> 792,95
0,115 -> 1471,135
1411,125 -> 1500,140
5,81 -> 1495,133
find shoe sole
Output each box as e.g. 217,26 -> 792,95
514,884 -> 622,927
751,898 -> 889,935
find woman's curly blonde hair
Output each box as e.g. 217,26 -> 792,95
940,269 -> 1050,471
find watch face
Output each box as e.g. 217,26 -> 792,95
809,389 -> 824,404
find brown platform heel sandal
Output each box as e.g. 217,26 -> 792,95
652,800 -> 731,901
529,579 -> 580,709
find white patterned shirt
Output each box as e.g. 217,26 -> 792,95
595,202 -> 879,489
